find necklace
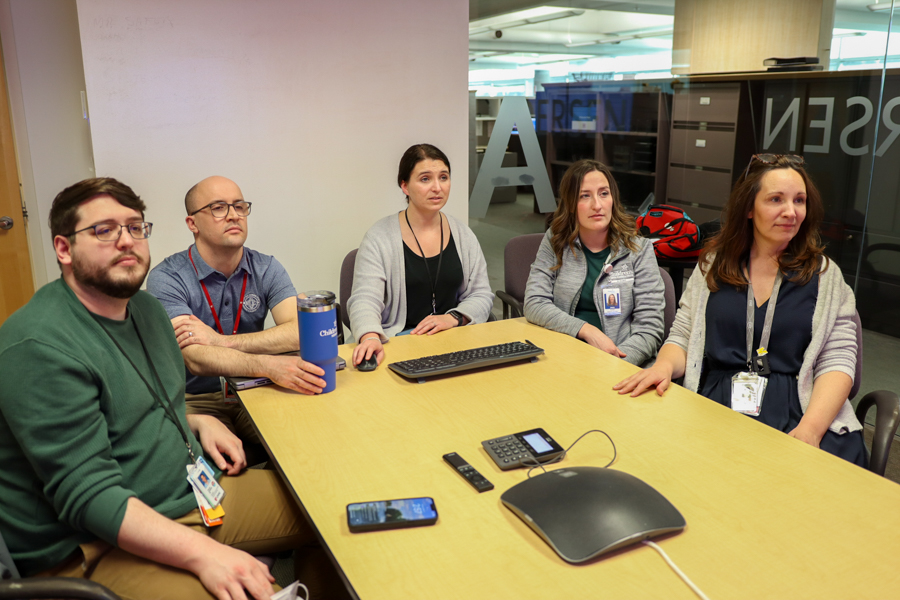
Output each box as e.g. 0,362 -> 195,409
405,209 -> 444,315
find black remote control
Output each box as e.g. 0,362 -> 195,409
443,452 -> 494,492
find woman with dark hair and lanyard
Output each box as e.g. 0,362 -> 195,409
615,154 -> 867,466
347,144 -> 493,368
523,159 -> 665,366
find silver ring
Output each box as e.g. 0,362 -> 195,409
189,332 -> 193,337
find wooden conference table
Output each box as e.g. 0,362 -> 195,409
239,318 -> 900,600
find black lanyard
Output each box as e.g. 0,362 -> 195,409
91,307 -> 196,464
744,269 -> 783,375
405,209 -> 444,315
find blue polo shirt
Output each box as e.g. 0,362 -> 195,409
147,245 -> 297,394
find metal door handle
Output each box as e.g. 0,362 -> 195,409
0,216 -> 12,230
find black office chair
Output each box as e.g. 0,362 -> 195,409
496,233 -> 544,319
0,531 -> 122,600
849,311 -> 900,477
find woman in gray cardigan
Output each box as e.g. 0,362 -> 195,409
615,154 -> 866,466
348,144 -> 493,368
524,160 -> 665,367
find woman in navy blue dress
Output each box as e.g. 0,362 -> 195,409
615,154 -> 866,467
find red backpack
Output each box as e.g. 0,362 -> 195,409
636,205 -> 702,260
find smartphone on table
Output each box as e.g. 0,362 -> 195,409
346,497 -> 438,533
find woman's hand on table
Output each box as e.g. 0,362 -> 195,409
613,363 -> 674,397
577,323 -> 626,359
411,314 -> 458,336
352,334 -> 385,366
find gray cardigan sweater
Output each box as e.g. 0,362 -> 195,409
347,213 -> 494,341
667,256 -> 862,434
523,231 -> 665,367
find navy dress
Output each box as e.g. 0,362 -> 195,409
702,276 -> 867,467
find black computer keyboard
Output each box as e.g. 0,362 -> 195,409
388,340 -> 544,381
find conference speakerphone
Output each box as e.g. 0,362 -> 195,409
388,340 -> 544,382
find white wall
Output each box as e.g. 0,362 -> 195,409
75,0 -> 469,299
0,0 -> 96,287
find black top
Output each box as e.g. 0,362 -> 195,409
403,234 -> 464,330
701,275 -> 866,467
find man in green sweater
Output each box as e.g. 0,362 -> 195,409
0,178 -> 334,600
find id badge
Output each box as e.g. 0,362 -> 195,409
185,473 -> 225,527
602,287 -> 622,316
186,456 -> 226,508
730,371 -> 767,416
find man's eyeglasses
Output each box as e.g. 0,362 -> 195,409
741,153 -> 805,179
66,222 -> 153,241
189,201 -> 252,218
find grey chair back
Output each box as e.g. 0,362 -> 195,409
659,267 -> 676,341
497,233 -> 544,319
339,249 -> 358,331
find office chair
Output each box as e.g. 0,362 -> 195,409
496,233 -> 544,319
0,531 -> 121,600
850,311 -> 900,477
339,249 -> 358,342
659,267 -> 676,341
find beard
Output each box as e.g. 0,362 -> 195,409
72,250 -> 150,299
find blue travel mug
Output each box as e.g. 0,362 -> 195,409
297,291 -> 339,394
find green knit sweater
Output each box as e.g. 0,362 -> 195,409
0,279 -> 202,576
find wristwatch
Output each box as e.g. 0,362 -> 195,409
448,310 -> 465,327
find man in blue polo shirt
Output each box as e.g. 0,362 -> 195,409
148,176 -> 325,455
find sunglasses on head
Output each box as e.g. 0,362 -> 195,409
741,153 -> 805,180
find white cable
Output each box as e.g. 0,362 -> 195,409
642,540 -> 711,600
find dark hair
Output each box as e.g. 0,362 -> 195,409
49,177 -> 146,239
397,144 -> 451,198
701,157 -> 824,291
548,160 -> 637,270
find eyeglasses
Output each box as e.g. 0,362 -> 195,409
741,154 -> 805,180
189,201 -> 252,218
67,222 -> 153,241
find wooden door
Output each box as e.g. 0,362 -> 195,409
0,42 -> 33,324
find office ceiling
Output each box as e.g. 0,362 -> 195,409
469,0 -> 900,68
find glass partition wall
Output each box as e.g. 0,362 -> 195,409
469,1 -> 900,350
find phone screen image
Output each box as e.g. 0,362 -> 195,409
522,432 -> 553,454
347,497 -> 437,532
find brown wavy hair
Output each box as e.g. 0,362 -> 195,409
548,160 -> 637,270
700,156 -> 825,292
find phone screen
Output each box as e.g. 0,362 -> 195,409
522,432 -> 554,454
347,497 -> 437,531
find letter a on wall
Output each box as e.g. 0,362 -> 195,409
470,96 -> 556,218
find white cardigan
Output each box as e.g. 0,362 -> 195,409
347,213 -> 494,341
666,256 -> 862,434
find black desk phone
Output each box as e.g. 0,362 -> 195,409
482,428 -> 564,470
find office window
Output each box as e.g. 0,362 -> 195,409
469,0 -> 900,394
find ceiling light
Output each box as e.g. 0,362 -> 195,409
469,9 -> 585,36
564,29 -> 673,48
868,2 -> 898,11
